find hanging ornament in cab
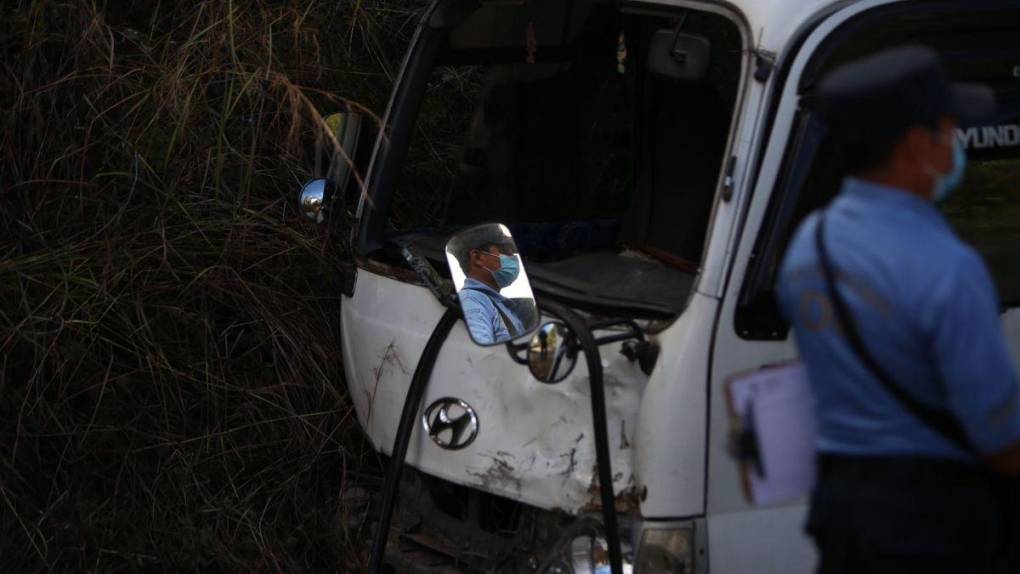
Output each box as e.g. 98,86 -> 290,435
526,21 -> 537,64
617,31 -> 627,74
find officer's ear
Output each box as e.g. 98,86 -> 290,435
901,122 -> 952,173
469,248 -> 490,270
901,126 -> 932,164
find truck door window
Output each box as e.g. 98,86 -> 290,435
390,65 -> 486,232
736,2 -> 1020,340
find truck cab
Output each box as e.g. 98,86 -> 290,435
305,0 -> 1020,571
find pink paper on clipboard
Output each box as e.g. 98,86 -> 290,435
726,362 -> 818,506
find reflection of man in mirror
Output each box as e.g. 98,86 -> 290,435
452,227 -> 526,345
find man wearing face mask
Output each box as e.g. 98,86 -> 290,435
777,46 -> 1020,573
453,229 -> 525,346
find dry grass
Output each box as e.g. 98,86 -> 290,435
1,0 -> 426,570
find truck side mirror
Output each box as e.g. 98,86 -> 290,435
445,224 -> 540,347
299,179 -> 334,223
527,322 -> 578,384
298,111 -> 369,224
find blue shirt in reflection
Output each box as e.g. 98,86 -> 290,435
777,177 -> 1020,462
459,278 -> 524,345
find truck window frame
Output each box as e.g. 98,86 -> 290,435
355,2 -> 449,257
352,0 -> 755,320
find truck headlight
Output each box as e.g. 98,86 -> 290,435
539,516 -> 634,574
635,526 -> 695,573
567,534 -> 633,574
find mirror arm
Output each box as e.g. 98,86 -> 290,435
589,318 -> 645,346
398,242 -> 458,308
505,340 -> 530,365
519,310 -> 645,366
670,11 -> 691,55
368,307 -> 461,573
537,300 -> 624,574
593,331 -> 642,346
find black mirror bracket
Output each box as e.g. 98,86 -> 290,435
368,307 -> 461,573
620,340 -> 660,376
398,243 -> 458,308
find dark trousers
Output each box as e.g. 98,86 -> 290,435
807,455 -> 1003,574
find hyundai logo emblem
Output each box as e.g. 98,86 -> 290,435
422,398 -> 479,450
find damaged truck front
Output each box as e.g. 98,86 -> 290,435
297,0 -> 1020,572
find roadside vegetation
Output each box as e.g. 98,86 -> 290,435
1,1 -> 425,570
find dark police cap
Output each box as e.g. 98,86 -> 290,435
448,224 -> 516,267
817,46 -> 996,146
455,224 -> 515,252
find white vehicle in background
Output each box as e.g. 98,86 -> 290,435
298,0 -> 1020,571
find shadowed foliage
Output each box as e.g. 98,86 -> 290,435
1,1 -> 427,570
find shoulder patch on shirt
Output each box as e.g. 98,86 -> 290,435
798,289 -> 834,332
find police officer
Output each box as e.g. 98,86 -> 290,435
777,46 -> 1020,573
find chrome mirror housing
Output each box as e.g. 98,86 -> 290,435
298,179 -> 332,223
527,322 -> 578,384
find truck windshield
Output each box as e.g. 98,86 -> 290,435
384,2 -> 743,317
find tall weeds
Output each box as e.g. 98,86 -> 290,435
1,1 -> 425,570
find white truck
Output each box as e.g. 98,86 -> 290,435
298,0 -> 1020,571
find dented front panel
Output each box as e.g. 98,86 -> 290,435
341,269 -> 646,513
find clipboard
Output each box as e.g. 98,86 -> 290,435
725,362 -> 818,507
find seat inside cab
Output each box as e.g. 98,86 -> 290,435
386,2 -> 743,318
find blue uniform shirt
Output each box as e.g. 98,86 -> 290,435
459,278 -> 525,345
777,177 -> 1020,461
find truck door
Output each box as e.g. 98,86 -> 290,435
706,1 -> 1020,572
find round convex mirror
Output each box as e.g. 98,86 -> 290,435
298,179 -> 332,223
528,322 -> 577,384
